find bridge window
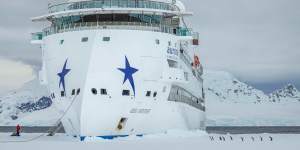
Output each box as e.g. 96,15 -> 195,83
61,91 -> 65,97
146,91 -> 151,97
111,0 -> 119,7
81,37 -> 88,42
53,14 -> 163,26
119,0 -> 128,7
49,0 -> 175,14
128,0 -> 135,8
101,89 -> 107,95
122,90 -> 130,96
103,37 -> 111,41
98,14 -> 113,22
103,0 -> 111,7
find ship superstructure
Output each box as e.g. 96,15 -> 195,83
31,0 -> 205,137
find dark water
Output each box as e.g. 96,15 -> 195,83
206,126 -> 300,134
1,126 -> 300,134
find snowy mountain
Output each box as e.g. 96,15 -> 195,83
203,71 -> 300,104
203,71 -> 269,104
269,84 -> 300,103
0,79 -> 54,126
0,70 -> 299,126
203,70 -> 300,126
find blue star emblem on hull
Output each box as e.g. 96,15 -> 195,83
57,59 -> 71,92
118,56 -> 139,96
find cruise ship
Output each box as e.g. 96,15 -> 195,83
31,0 -> 206,138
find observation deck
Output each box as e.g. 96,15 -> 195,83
31,0 -> 197,42
31,21 -> 198,43
32,0 -> 192,22
48,0 -> 177,13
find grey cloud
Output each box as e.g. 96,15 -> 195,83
181,0 -> 300,90
0,0 -> 299,92
0,0 -> 47,70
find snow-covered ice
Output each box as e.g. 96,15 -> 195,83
0,131 -> 300,150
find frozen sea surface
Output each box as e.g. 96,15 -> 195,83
0,130 -> 300,150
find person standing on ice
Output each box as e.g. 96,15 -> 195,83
16,124 -> 21,136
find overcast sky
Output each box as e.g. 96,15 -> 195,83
0,0 -> 299,94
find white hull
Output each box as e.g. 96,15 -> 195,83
61,98 -> 205,136
32,0 -> 206,137
40,29 -> 205,136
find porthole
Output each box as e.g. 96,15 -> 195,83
91,88 -> 97,95
77,88 -> 81,95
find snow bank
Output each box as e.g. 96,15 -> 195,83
0,133 -> 300,150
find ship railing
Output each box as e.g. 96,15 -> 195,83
43,21 -> 192,37
48,0 -> 177,14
